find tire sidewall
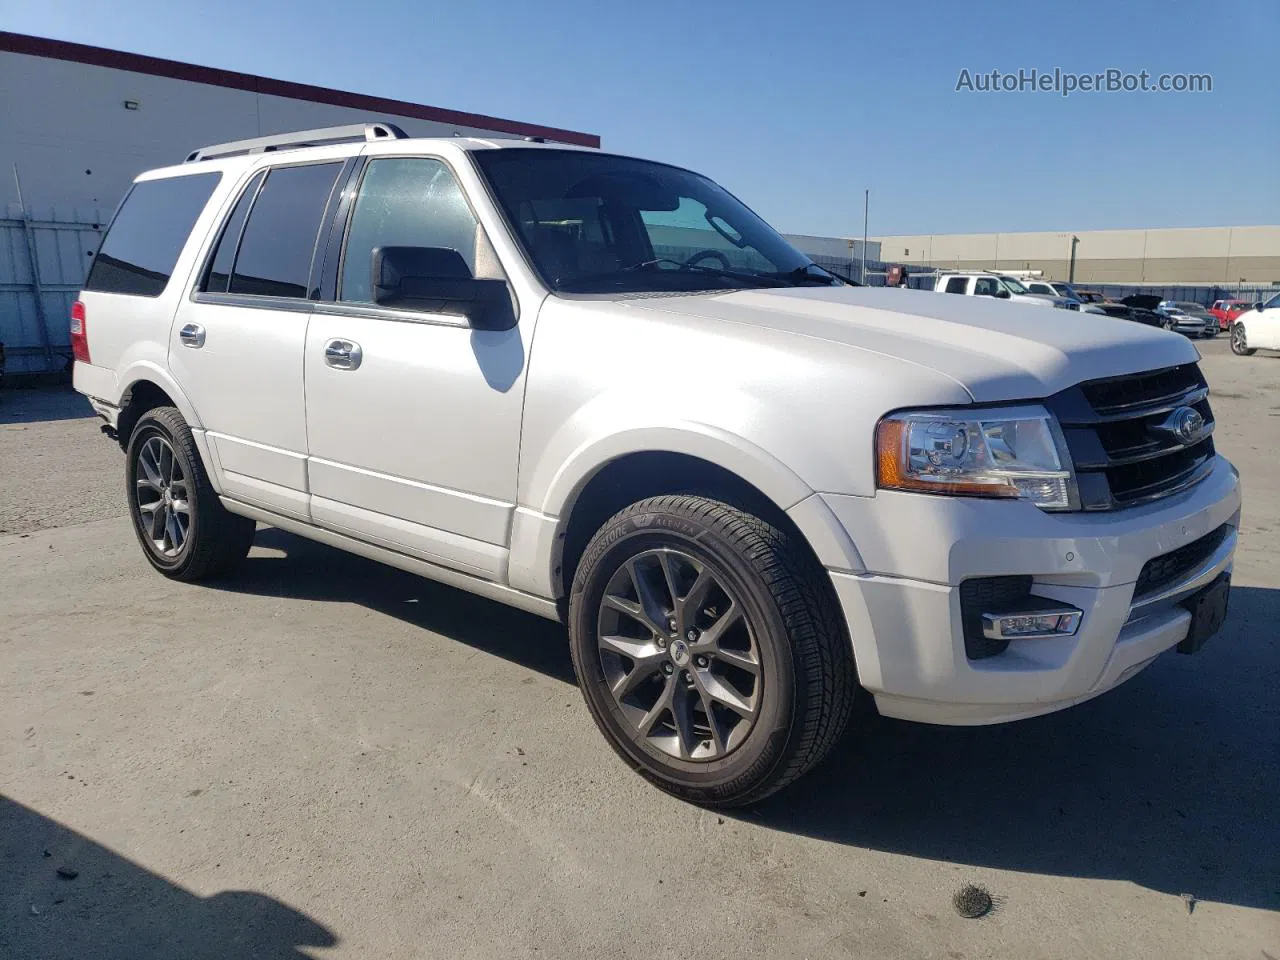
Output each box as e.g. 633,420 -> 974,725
1230,323 -> 1249,355
570,506 -> 797,797
125,414 -> 199,575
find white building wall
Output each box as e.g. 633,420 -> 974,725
0,49 -> 569,215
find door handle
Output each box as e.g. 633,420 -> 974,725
179,323 -> 205,348
324,338 -> 362,370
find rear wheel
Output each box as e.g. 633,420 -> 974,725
126,406 -> 256,580
1230,322 -> 1257,356
569,495 -> 857,807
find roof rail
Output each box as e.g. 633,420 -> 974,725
184,121 -> 409,163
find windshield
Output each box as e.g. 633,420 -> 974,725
473,149 -> 829,293
1177,302 -> 1209,315
998,276 -> 1030,294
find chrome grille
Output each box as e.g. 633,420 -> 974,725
1047,363 -> 1217,510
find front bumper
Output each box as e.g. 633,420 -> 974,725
822,455 -> 1241,725
1169,319 -> 1212,336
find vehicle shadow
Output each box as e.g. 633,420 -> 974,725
748,583 -> 1280,913
220,526 -> 576,685
216,530 -> 1278,912
0,794 -> 337,959
0,384 -> 93,425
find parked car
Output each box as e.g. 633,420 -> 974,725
72,122 -> 1240,805
1072,290 -> 1111,305
1209,299 -> 1255,331
1096,294 -> 1168,328
1022,280 -> 1105,314
1157,301 -> 1217,338
935,273 -> 1079,309
1230,292 -> 1280,356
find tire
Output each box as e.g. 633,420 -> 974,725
568,495 -> 857,807
1230,322 -> 1257,356
125,406 -> 256,581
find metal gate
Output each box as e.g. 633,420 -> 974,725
1,205 -> 104,376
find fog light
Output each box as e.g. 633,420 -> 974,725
981,601 -> 1082,641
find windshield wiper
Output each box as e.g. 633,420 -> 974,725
779,264 -> 860,286
558,259 -> 786,291
622,259 -> 788,287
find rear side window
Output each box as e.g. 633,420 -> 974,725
229,163 -> 342,299
202,171 -> 265,293
944,277 -> 968,294
84,172 -> 221,297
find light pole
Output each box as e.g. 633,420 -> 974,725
861,189 -> 869,284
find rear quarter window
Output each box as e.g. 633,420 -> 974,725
83,172 -> 222,297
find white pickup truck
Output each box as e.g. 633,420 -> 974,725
936,272 -> 1080,310
72,123 -> 1240,805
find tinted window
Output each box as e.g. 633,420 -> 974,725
84,172 -> 221,297
340,158 -> 478,303
944,277 -> 969,294
474,149 -> 817,293
974,278 -> 999,296
230,163 -> 342,299
202,171 -> 265,293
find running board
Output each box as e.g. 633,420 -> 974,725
221,498 -> 561,623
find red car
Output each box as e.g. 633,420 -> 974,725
1209,299 -> 1254,331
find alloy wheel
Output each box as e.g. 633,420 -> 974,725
596,548 -> 760,761
1231,324 -> 1247,353
134,435 -> 190,557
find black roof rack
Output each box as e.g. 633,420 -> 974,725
184,121 -> 409,163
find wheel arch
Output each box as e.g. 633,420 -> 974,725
537,428 -> 864,601
114,362 -> 202,444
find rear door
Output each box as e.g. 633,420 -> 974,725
301,154 -> 527,579
169,158 -> 349,519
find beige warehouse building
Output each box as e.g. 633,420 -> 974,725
872,226 -> 1280,285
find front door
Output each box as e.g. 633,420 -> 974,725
171,160 -> 346,519
302,155 -> 527,580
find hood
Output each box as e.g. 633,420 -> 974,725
1122,294 -> 1164,310
622,285 -> 1199,403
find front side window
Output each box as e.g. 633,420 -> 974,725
229,162 -> 343,299
974,278 -> 1000,296
84,172 -> 221,297
1264,292 -> 1280,309
340,158 -> 478,304
473,149 -> 832,293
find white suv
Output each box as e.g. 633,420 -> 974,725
935,272 -> 1079,309
73,123 -> 1241,805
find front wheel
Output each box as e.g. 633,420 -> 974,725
126,406 -> 256,580
569,495 -> 857,807
1230,323 -> 1257,356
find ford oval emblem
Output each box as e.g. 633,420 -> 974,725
1168,406 -> 1206,445
1149,406 -> 1209,446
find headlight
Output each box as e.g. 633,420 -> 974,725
876,405 -> 1076,509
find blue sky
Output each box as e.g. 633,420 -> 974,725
4,0 -> 1277,237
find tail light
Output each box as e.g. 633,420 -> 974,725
70,301 -> 90,364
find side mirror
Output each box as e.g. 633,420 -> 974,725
1256,302 -> 1265,311
995,289 -> 1012,299
372,246 -> 516,331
